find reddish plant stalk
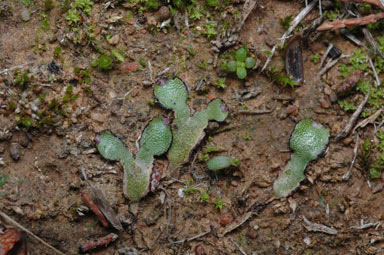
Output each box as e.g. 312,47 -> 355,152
317,12 -> 384,31
81,193 -> 109,228
339,0 -> 384,11
79,233 -> 118,253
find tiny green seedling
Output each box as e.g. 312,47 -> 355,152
200,192 -> 210,203
207,156 -> 239,171
0,174 -> 8,187
91,55 -> 114,71
95,117 -> 172,202
214,198 -> 226,210
154,77 -> 228,171
225,47 -> 256,79
273,119 -> 329,197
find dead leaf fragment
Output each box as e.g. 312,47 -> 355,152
0,229 -> 22,255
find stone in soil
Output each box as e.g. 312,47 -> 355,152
118,247 -> 139,255
10,143 -> 20,161
20,9 -> 30,22
155,6 -> 170,21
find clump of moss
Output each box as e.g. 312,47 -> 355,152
91,55 -> 114,71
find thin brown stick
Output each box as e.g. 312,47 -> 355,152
335,90 -> 370,141
0,211 -> 66,255
79,233 -> 118,253
317,12 -> 384,31
239,109 -> 274,114
351,6 -> 384,60
262,0 -> 317,71
229,237 -> 248,255
172,229 -> 211,244
339,0 -> 384,11
353,108 -> 383,133
218,211 -> 252,237
81,193 -> 109,228
342,134 -> 359,180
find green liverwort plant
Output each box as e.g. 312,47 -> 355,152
273,119 -> 329,197
225,47 -> 256,79
214,198 -> 226,210
154,77 -> 228,171
207,156 -> 239,171
95,117 -> 172,202
91,55 -> 114,71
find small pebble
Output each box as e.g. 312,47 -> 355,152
10,143 -> 20,160
19,133 -> 30,148
118,247 -> 139,255
220,213 -> 233,227
194,245 -> 206,255
107,34 -> 120,45
155,6 -> 170,21
21,9 -> 30,22
122,62 -> 140,72
318,97 -> 330,109
91,112 -> 107,123
264,35 -> 276,47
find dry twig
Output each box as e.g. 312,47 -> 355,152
79,233 -> 118,253
319,43 -> 334,68
340,28 -> 363,46
368,56 -> 381,86
303,216 -> 338,235
317,12 -> 384,31
239,109 -> 274,114
319,54 -> 350,76
240,0 -> 259,30
352,108 -> 383,133
262,0 -> 317,71
0,62 -> 34,75
218,211 -> 252,237
335,90 -> 370,141
0,211 -> 65,255
230,237 -> 248,255
350,5 -> 384,60
339,0 -> 384,11
172,228 -> 211,244
342,135 -> 359,180
350,219 -> 381,230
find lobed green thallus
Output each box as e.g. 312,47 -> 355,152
273,119 -> 329,197
207,156 -> 239,171
95,117 -> 172,202
154,77 -> 228,171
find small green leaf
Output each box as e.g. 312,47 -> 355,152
111,49 -> 125,62
207,156 -> 240,171
245,57 -> 256,69
236,67 -> 247,79
370,168 -> 381,179
235,48 -> 247,62
236,61 -> 245,68
227,61 -> 236,72
0,174 -> 8,187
